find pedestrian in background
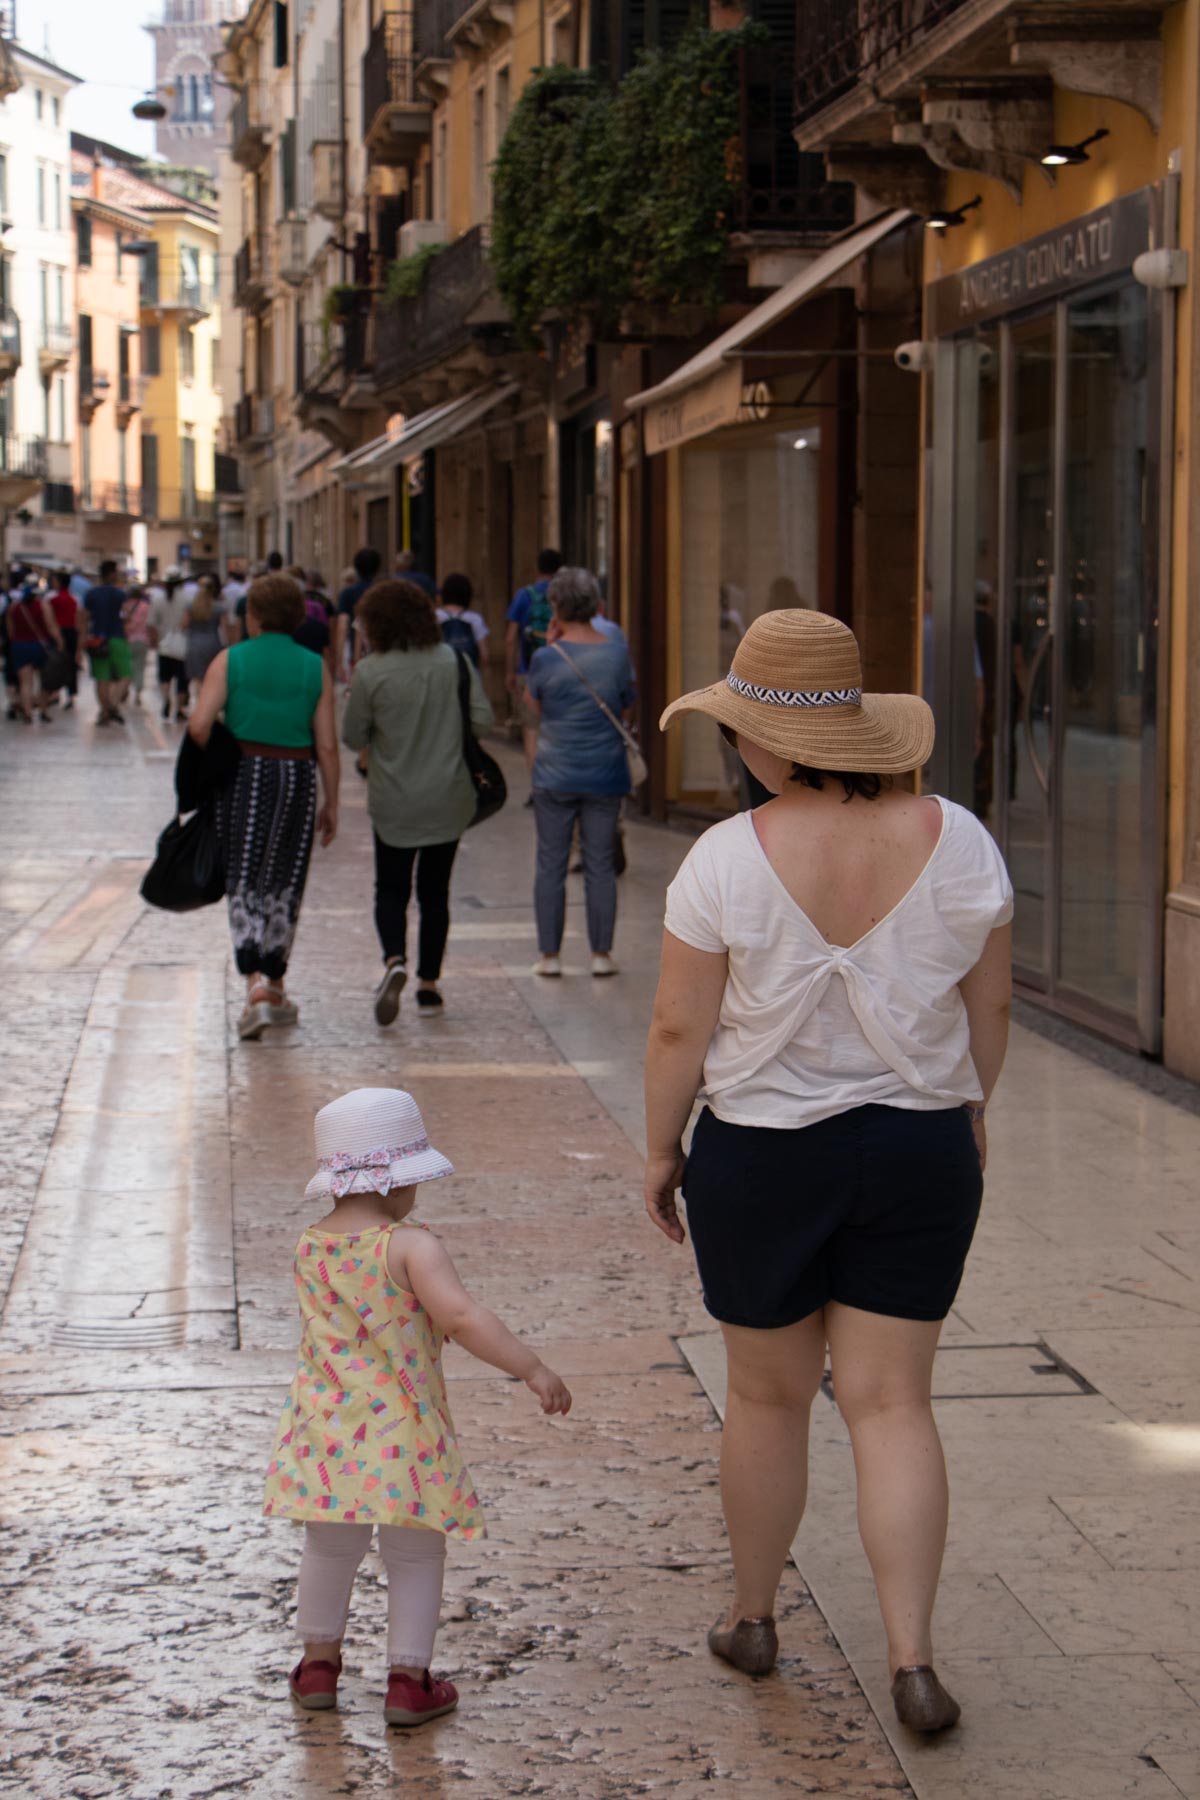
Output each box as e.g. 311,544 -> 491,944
149,566 -> 191,723
264,1085 -> 570,1725
184,574 -> 225,700
5,579 -> 63,723
343,579 -> 494,1024
644,608 -> 1013,1733
122,582 -> 154,707
188,573 -> 339,1042
505,548 -> 564,790
336,546 -> 381,678
82,560 -> 132,726
525,566 -> 634,980
48,569 -> 80,710
437,572 -> 489,668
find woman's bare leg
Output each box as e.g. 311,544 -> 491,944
825,1302 -> 947,1675
717,1311 -> 827,1625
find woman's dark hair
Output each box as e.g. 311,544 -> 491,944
440,571 -> 473,609
357,579 -> 440,653
247,573 -> 306,635
718,723 -> 886,801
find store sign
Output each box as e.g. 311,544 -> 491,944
642,362 -> 744,455
927,187 -> 1153,336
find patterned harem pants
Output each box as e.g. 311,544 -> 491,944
216,755 -> 317,981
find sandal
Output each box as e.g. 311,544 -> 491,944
384,1668 -> 458,1727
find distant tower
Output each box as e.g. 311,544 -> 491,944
146,0 -> 240,175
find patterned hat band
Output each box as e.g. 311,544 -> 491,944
318,1136 -> 432,1198
726,671 -> 862,709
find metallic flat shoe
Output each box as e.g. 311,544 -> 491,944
891,1664 -> 961,1732
707,1615 -> 778,1676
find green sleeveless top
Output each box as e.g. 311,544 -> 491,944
225,634 -> 323,748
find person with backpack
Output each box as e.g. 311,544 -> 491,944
505,549 -> 564,788
437,573 -> 489,668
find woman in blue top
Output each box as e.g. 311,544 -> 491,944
525,567 -> 635,978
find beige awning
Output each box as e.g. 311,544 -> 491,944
334,381 -> 518,490
628,210 -> 912,454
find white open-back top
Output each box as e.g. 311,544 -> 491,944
664,798 -> 1014,1130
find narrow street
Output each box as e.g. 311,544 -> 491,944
1,696 -> 1198,1799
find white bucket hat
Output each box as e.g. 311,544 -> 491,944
305,1087 -> 453,1203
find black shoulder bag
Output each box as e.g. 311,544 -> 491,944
454,650 -> 507,828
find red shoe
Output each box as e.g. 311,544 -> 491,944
289,1656 -> 341,1710
384,1668 -> 459,1727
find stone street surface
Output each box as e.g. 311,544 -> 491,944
1,695 -> 1198,1800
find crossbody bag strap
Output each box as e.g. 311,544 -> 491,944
550,641 -> 637,753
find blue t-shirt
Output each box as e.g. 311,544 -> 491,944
84,584 -> 127,640
338,579 -> 369,619
527,641 -> 636,796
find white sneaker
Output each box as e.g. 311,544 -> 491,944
237,1000 -> 272,1041
532,954 -> 562,978
267,997 -> 299,1026
591,953 -> 618,978
374,961 -> 407,1025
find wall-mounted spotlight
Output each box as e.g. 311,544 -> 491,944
926,195 -> 982,231
793,436 -> 810,450
1041,127 -> 1109,167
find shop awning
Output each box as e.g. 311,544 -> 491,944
627,209 -> 912,454
334,381 -> 518,490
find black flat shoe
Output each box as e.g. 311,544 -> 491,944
891,1665 -> 961,1732
707,1615 -> 777,1676
416,988 -> 444,1013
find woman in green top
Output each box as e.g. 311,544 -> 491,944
189,574 -> 340,1041
343,580 -> 493,1022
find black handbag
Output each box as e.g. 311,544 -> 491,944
454,650 -> 507,828
40,645 -> 72,692
140,804 -> 226,911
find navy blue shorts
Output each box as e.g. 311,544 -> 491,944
682,1103 -> 983,1328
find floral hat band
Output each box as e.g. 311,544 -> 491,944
305,1089 -> 455,1201
319,1137 -> 432,1199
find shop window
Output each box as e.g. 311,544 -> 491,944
678,426 -> 821,803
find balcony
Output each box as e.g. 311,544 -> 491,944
0,434 -> 48,506
38,320 -> 74,374
374,224 -> 491,399
79,367 -> 112,416
117,372 -> 148,418
234,392 -> 275,447
140,261 -> 216,322
793,0 -> 1172,165
363,11 -> 432,166
230,85 -> 269,169
233,236 -> 269,310
295,320 -> 368,449
140,487 -> 219,523
413,0 -> 462,96
80,481 -> 143,519
0,305 -> 19,380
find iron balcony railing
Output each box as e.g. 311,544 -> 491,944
363,10 -> 418,130
0,435 -> 48,478
79,481 -> 142,516
230,85 -> 269,166
234,393 -> 275,442
140,487 -> 219,522
79,366 -> 112,406
39,320 -> 74,357
118,372 -> 149,408
233,236 -> 269,306
44,480 -> 75,514
795,0 -> 970,123
374,224 -> 489,390
735,46 -> 855,234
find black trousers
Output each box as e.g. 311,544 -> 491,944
62,627 -> 79,696
373,834 -> 459,981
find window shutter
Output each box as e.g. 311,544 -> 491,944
274,0 -> 288,67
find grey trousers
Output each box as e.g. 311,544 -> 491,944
533,790 -> 622,955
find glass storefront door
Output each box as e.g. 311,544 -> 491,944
932,278 -> 1160,1045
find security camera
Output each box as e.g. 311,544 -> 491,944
894,340 -> 933,373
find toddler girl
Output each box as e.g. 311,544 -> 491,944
264,1086 -> 571,1726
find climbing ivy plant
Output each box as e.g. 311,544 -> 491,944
491,22 -> 768,345
383,242 -> 444,304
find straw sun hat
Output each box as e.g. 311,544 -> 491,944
305,1087 -> 453,1202
660,608 -> 934,775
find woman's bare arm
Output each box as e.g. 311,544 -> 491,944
643,930 -> 728,1243
187,650 -> 228,748
959,922 -> 1012,1167
312,663 -> 340,847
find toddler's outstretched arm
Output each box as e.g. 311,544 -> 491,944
398,1231 -> 572,1416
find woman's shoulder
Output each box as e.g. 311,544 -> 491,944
674,812 -> 753,880
928,797 -> 1012,890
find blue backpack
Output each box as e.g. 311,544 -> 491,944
441,611 -> 479,665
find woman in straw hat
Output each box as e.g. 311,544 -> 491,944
643,609 -> 1013,1733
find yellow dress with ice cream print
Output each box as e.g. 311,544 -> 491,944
263,1221 -> 486,1536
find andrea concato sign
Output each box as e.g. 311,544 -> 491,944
927,187 -> 1153,335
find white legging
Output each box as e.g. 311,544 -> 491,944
296,1521 -> 446,1669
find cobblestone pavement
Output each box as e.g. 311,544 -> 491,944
0,695 -> 912,1799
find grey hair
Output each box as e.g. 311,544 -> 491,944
548,565 -> 600,624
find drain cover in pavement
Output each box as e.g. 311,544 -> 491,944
52,1316 -> 186,1351
820,1341 -> 1095,1404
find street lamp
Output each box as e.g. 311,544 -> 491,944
1041,127 -> 1110,168
132,93 -> 170,122
926,195 -> 983,232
